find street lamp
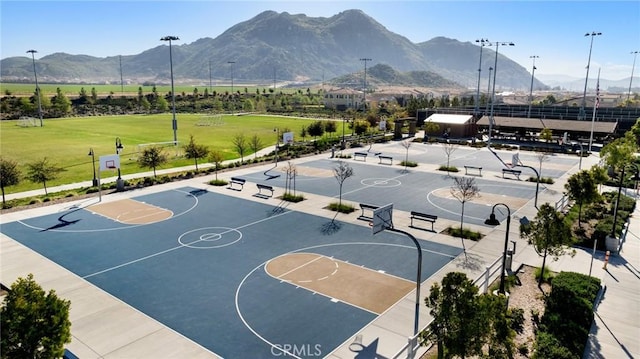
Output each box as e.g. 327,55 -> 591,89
487,41 -> 515,145
228,61 -> 235,94
273,128 -> 279,166
88,148 -> 98,187
26,49 -> 43,127
527,55 -> 539,118
484,203 -> 512,295
485,66 -> 493,116
359,58 -> 372,109
579,32 -> 602,121
628,51 -> 639,104
115,137 -> 124,180
160,35 -> 180,145
474,39 -> 489,117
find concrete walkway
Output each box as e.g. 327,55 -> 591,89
1,141 -> 637,359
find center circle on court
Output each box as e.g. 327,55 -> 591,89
361,178 -> 401,188
178,227 -> 242,249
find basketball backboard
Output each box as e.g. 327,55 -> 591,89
372,203 -> 393,235
99,154 -> 120,171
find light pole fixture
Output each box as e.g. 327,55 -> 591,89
628,51 -> 639,104
273,128 -> 279,166
359,58 -> 372,109
88,148 -> 98,187
484,203 -> 512,295
160,35 -> 180,145
228,61 -> 235,94
26,49 -> 43,127
485,66 -> 493,115
115,137 -> 124,180
474,39 -> 489,117
579,32 -> 602,121
527,55 -> 539,118
487,41 -> 515,145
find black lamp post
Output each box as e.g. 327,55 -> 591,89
484,203 -> 512,295
527,55 -> 539,118
487,41 -> 515,145
579,32 -> 602,121
474,39 -> 489,117
115,137 -> 124,180
26,49 -> 43,127
160,35 -> 179,145
88,148 -> 98,187
628,51 -> 639,104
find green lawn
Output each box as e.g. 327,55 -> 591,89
1,114 -> 317,193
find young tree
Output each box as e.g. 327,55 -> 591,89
324,120 -> 337,137
183,135 -> 209,171
300,125 -> 308,143
232,134 -> 248,163
540,128 -> 553,143
249,134 -> 263,160
535,151 -> 550,178
600,131 -> 638,172
565,170 -> 600,227
450,176 -> 479,257
0,157 -> 21,205
208,150 -> 225,181
400,139 -> 412,172
52,87 -> 71,115
25,157 -> 65,195
137,146 -> 168,178
1,274 -> 71,359
442,142 -> 458,172
333,160 -> 354,208
589,165 -> 609,192
423,272 -> 485,359
307,120 -> 325,139
520,203 -> 574,286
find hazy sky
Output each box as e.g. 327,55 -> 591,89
1,0 -> 639,80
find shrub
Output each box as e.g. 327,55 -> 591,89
509,307 -> 525,334
532,331 -> 574,359
399,160 -> 418,167
282,193 -> 305,202
446,226 -> 483,241
327,202 -> 355,214
534,265 -> 553,283
208,179 -> 228,186
438,165 -> 459,172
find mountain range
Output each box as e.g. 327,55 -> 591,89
1,9 -> 634,92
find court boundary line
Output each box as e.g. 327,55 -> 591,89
83,209 -> 292,279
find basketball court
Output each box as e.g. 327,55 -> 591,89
0,144 -> 580,358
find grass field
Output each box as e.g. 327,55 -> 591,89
1,83 -> 302,97
0,114 -> 319,193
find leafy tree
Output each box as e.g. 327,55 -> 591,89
535,151 -> 550,178
600,131 -> 638,172
400,139 -> 412,172
0,157 -> 21,205
52,87 -> 71,115
307,120 -> 325,139
324,120 -> 337,137
333,160 -> 354,208
629,118 -> 640,146
183,135 -> 209,171
353,120 -> 369,136
91,87 -> 98,104
137,146 -> 168,177
424,121 -> 440,137
479,293 -> 515,358
208,150 -> 224,181
0,273 -> 71,359
232,134 -> 248,163
25,157 -> 65,195
540,128 -> 553,143
423,272 -> 485,359
589,165 -> 609,192
300,125 -> 308,142
565,170 -> 600,227
450,177 -> 479,258
520,203 -> 575,286
155,96 -> 169,112
249,134 -> 263,160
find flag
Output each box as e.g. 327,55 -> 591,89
595,79 -> 600,109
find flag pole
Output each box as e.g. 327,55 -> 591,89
588,68 -> 601,153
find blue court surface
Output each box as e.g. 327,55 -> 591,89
1,187 -> 462,358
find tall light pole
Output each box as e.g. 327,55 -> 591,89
474,39 -> 489,117
487,41 -> 515,145
88,148 -> 98,187
160,35 -> 179,145
627,51 -> 639,103
359,58 -> 371,109
119,55 -> 124,94
26,49 -> 43,127
485,66 -> 493,115
527,55 -> 539,118
610,164 -> 639,240
209,60 -> 213,94
484,203 -> 512,295
228,61 -> 235,94
579,32 -> 602,120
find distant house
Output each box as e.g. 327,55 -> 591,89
323,88 -> 363,111
424,113 -> 475,138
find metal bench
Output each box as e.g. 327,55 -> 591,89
228,177 -> 246,190
410,211 -> 437,231
378,155 -> 393,165
502,168 -> 522,180
464,165 -> 482,176
359,203 -> 379,220
256,183 -> 274,197
354,152 -> 368,161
